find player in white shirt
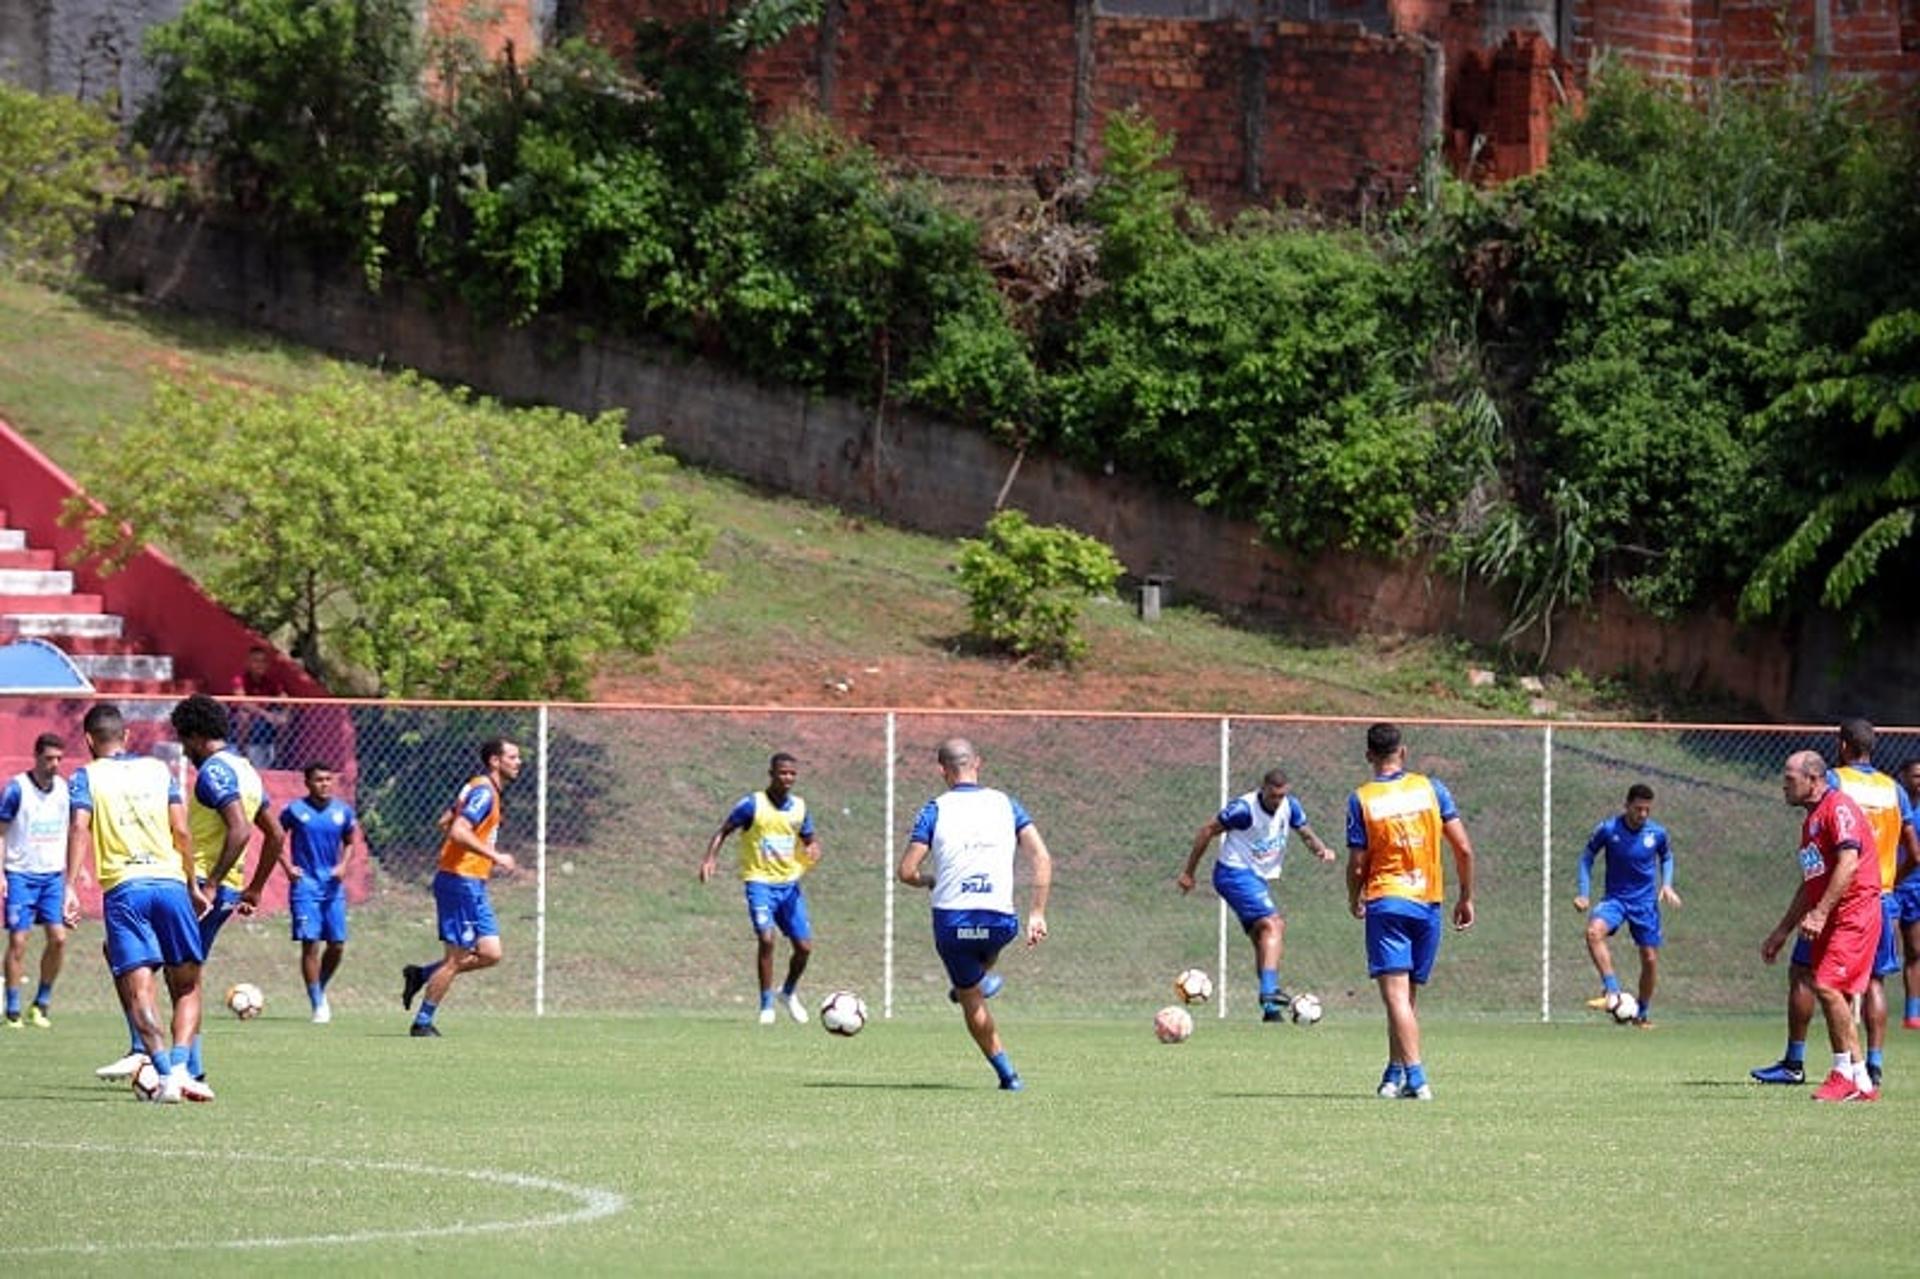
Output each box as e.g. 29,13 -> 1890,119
1178,767 -> 1336,1020
898,738 -> 1052,1091
2,733 -> 70,1029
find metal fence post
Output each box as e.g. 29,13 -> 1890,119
1540,724 -> 1553,1024
884,710 -> 896,1020
1218,716 -> 1230,1019
536,702 -> 549,1018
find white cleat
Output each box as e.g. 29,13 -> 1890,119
783,992 -> 809,1024
177,1074 -> 215,1103
1406,1083 -> 1435,1101
312,1000 -> 332,1025
757,1006 -> 777,1025
1376,1080 -> 1402,1099
96,1050 -> 149,1081
160,1068 -> 187,1105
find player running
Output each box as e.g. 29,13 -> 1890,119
3,734 -> 69,1029
1574,783 -> 1679,1026
401,739 -> 522,1037
898,737 -> 1052,1091
280,762 -> 360,1024
699,752 -> 823,1025
1177,766 -> 1336,1020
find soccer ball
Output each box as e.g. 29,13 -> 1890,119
130,1058 -> 163,1102
1291,992 -> 1324,1026
820,990 -> 868,1037
225,982 -> 265,1020
1153,1005 -> 1194,1044
1608,991 -> 1640,1024
1173,968 -> 1213,1004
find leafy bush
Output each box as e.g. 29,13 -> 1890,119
1086,107 -> 1189,284
0,84 -> 136,278
957,510 -> 1123,665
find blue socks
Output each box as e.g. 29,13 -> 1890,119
1602,973 -> 1622,995
4,987 -> 17,1017
1909,996 -> 1920,1021
1785,1040 -> 1806,1065
1258,969 -> 1279,1000
187,1035 -> 203,1078
1867,1047 -> 1884,1070
988,1051 -> 1016,1086
1637,1000 -> 1651,1021
308,981 -> 325,1009
415,999 -> 438,1028
34,980 -> 51,1009
1381,1061 -> 1406,1089
759,990 -> 775,1011
1405,1061 -> 1428,1091
780,982 -> 796,997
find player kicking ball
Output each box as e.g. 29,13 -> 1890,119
1574,784 -> 1679,1026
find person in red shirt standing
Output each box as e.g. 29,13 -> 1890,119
1764,749 -> 1884,1102
230,646 -> 291,770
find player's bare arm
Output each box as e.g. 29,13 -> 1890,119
1345,844 -> 1368,919
897,840 -> 933,888
448,815 -> 514,875
1179,817 -> 1224,892
1444,817 -> 1475,931
62,806 -> 92,927
698,820 -> 738,882
1019,823 -> 1051,945
1298,821 -> 1337,862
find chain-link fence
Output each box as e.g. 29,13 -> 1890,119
3,696 -> 1903,1023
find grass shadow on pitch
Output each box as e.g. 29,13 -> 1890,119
803,1081 -> 968,1092
8,1086 -> 130,1105
1215,1090 -> 1376,1103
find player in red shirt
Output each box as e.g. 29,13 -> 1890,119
1763,750 -> 1884,1102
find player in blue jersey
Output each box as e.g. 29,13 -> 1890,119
1178,767 -> 1336,1020
1899,760 -> 1920,1031
1574,783 -> 1679,1026
699,752 -> 823,1024
3,733 -> 70,1029
898,738 -> 1052,1091
280,762 -> 360,1024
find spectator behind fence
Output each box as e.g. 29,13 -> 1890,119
230,646 -> 291,770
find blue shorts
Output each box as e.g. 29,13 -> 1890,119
434,871 -> 499,949
1896,877 -> 1920,926
197,882 -> 244,952
1875,894 -> 1901,977
5,870 -> 64,931
1590,895 -> 1663,949
103,879 -> 205,977
744,880 -> 812,942
1365,897 -> 1443,984
1213,864 -> 1280,931
932,908 -> 1019,991
1791,935 -> 1813,968
291,876 -> 350,943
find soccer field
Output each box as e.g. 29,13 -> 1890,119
1,1009 -> 1908,1275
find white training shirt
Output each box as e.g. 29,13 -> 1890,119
1216,790 -> 1302,880
914,785 -> 1031,915
2,772 -> 70,875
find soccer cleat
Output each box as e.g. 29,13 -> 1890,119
1904,1017 -> 1920,1030
95,1050 -> 148,1080
1811,1069 -> 1860,1101
1404,1083 -> 1435,1101
178,1075 -> 215,1103
1376,1080 -> 1402,1099
2,1014 -> 20,1030
400,964 -> 426,1010
783,992 -> 809,1024
409,1021 -> 442,1038
1000,1074 -> 1025,1092
1750,1059 -> 1806,1085
160,1070 -> 187,1105
1261,1003 -> 1287,1023
1631,1017 -> 1655,1029
757,1006 -> 777,1025
1867,1063 -> 1883,1088
949,973 -> 1005,1003
27,1005 -> 51,1028
311,1000 -> 332,1026
1585,994 -> 1615,1011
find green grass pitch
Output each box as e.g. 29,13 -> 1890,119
1,1007 -> 1909,1274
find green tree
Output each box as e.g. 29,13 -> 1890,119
1086,107 -> 1188,285
0,84 -> 135,277
67,371 -> 714,699
956,510 -> 1123,665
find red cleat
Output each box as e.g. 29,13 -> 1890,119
1811,1070 -> 1859,1102
1903,1017 -> 1920,1031
1844,1084 -> 1879,1103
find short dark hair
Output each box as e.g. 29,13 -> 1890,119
770,752 -> 799,771
1262,766 -> 1289,788
82,703 -> 125,741
480,738 -> 511,768
303,762 -> 335,780
1366,722 -> 1401,758
32,732 -> 64,754
1839,717 -> 1876,757
169,693 -> 231,743
1626,783 -> 1655,804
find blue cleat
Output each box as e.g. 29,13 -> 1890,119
1000,1073 -> 1025,1092
1750,1059 -> 1805,1085
950,973 -> 1004,1003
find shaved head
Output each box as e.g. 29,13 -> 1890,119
936,738 -> 977,769
1787,749 -> 1827,780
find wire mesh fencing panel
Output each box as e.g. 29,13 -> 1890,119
13,694 -> 1916,1025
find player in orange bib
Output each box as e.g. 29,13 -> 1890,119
400,739 -> 522,1037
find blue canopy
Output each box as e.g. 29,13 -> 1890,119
0,639 -> 93,692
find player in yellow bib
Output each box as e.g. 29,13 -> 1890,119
700,753 -> 823,1024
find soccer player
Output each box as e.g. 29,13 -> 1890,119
280,762 -> 360,1024
699,752 -> 823,1025
1574,783 -> 1680,1026
1752,720 -> 1916,1087
400,739 -> 522,1037
898,737 -> 1051,1091
64,703 -> 211,1103
171,693 -> 284,1093
3,733 -> 70,1029
1177,766 -> 1336,1020
1762,749 -> 1883,1102
1898,759 -> 1920,1031
1345,722 -> 1476,1101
